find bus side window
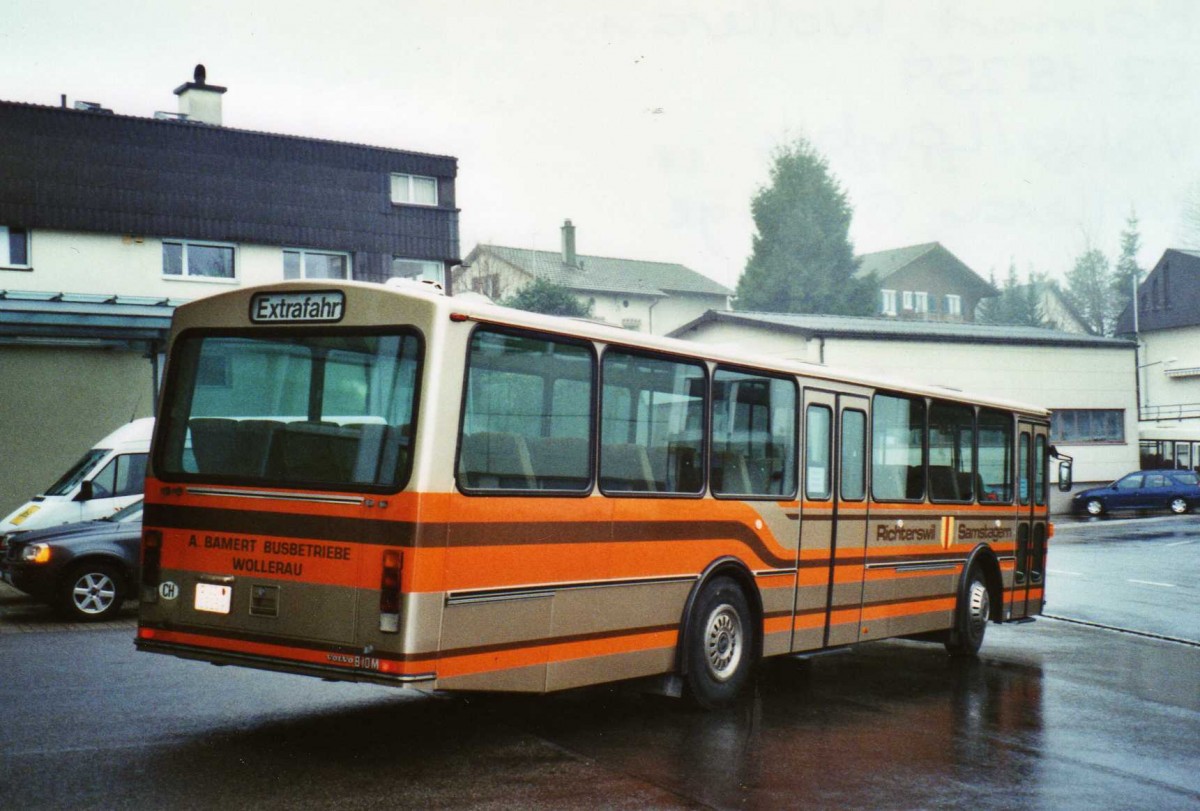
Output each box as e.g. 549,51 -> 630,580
871,393 -> 925,502
459,328 -> 594,493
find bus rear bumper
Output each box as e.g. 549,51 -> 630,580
135,637 -> 437,690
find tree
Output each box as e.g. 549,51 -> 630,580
1065,247 -> 1117,335
501,278 -> 593,318
1111,211 -> 1143,322
977,263 -> 1047,328
735,138 -> 876,315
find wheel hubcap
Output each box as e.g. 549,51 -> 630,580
1087,500 -> 1103,516
73,573 -> 116,615
703,603 -> 743,682
1171,498 -> 1187,514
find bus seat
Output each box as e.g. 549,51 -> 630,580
277,421 -> 359,482
906,465 -> 925,500
526,436 -> 590,490
713,448 -> 753,494
189,418 -> 239,474
600,443 -> 655,492
459,432 -> 536,489
929,465 -> 961,501
237,420 -> 285,477
665,442 -> 700,493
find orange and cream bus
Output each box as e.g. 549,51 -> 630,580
137,279 -> 1060,707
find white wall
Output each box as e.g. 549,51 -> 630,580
1138,326 -> 1200,425
4,229 -> 305,299
678,321 -> 1139,488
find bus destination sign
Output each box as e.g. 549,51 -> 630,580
250,290 -> 346,324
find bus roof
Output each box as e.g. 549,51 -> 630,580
169,279 -> 1051,419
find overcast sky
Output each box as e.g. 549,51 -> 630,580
5,0 -> 1199,291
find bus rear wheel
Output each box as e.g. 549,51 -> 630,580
683,577 -> 755,709
945,569 -> 989,657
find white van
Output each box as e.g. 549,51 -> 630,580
0,418 -> 154,536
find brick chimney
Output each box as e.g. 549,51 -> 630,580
173,64 -> 227,125
561,219 -> 577,267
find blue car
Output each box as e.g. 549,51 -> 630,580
1,498 -> 142,621
1072,470 -> 1200,517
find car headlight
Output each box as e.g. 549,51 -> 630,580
21,543 -> 51,564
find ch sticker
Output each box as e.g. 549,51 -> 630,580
159,581 -> 180,600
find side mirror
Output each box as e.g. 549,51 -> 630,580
1057,461 -> 1073,492
76,480 -> 94,501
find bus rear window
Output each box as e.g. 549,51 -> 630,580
158,331 -> 422,490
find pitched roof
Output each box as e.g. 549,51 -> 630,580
670,310 -> 1133,349
469,244 -> 733,298
855,242 -> 997,297
1114,249 -> 1200,335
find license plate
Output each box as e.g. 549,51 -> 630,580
195,583 -> 233,614
11,505 -> 39,526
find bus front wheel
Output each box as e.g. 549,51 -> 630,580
683,577 -> 755,709
945,568 -> 990,657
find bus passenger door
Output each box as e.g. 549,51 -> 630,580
1026,426 -> 1050,616
795,388 -> 870,652
827,394 -> 870,647
1011,422 -> 1044,619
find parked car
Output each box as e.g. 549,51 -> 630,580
1,498 -> 142,621
1071,470 -> 1200,517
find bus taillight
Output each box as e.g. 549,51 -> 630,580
141,529 -> 163,601
380,549 -> 403,633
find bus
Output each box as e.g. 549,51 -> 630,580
136,279 -> 1059,708
1138,423 -> 1200,473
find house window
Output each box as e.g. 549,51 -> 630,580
1,226 -> 29,267
944,294 -> 962,316
913,291 -> 929,313
1050,409 -> 1125,443
283,249 -> 349,280
902,291 -> 914,311
163,240 -> 235,279
391,257 -> 444,286
390,173 -> 438,206
880,289 -> 897,316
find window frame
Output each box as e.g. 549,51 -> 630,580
283,248 -> 351,281
840,408 -> 868,502
390,257 -> 445,287
880,289 -> 898,316
154,325 -> 425,494
805,403 -> 834,501
927,400 -> 975,504
944,294 -> 962,317
0,225 -> 30,269
455,324 -> 597,497
390,173 -> 439,207
870,392 -> 927,503
162,239 -> 238,282
709,364 -> 799,501
1049,408 -> 1126,444
599,346 -> 708,498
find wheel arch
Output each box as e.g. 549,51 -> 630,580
676,557 -> 763,677
960,543 -> 1003,623
59,553 -> 132,593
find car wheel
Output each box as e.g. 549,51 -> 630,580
683,577 -> 756,709
945,568 -> 990,657
58,561 -> 124,622
1085,498 -> 1105,516
1169,497 -> 1189,515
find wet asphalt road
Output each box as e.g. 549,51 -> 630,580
1,519 -> 1198,810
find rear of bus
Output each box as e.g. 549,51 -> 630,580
136,281 -> 437,687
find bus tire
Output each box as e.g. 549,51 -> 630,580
945,568 -> 989,657
683,577 -> 755,709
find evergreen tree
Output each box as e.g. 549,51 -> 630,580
1065,247 -> 1117,335
977,264 -> 1046,327
735,138 -> 876,314
1111,211 -> 1143,322
501,278 -> 593,318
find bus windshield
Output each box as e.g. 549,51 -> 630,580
157,331 -> 422,490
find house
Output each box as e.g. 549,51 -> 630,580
453,220 -> 733,336
0,66 -> 460,514
1113,249 -> 1200,468
856,242 -> 997,322
670,310 -> 1137,511
1016,281 -> 1092,334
